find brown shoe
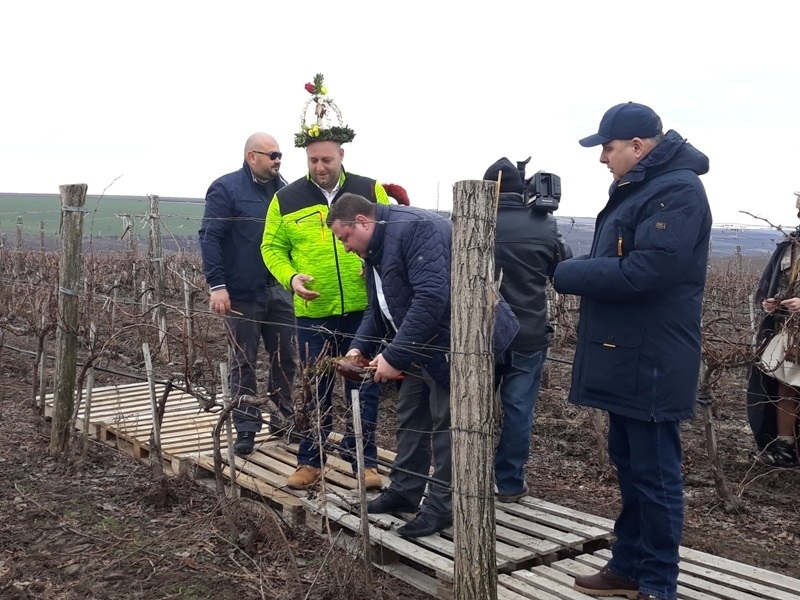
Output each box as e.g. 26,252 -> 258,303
287,465 -> 321,489
573,565 -> 638,599
363,468 -> 383,490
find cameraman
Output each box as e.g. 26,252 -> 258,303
483,157 -> 571,502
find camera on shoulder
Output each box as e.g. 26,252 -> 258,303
516,157 -> 561,213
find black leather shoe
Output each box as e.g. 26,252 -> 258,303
397,512 -> 452,538
233,431 -> 255,456
366,490 -> 418,514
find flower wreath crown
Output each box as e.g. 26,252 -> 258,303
294,73 -> 356,148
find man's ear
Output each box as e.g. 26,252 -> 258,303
355,214 -> 369,227
631,137 -> 648,158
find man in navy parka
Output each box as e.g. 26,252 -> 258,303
553,103 -> 711,600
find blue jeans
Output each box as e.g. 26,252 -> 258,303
295,313 -> 379,471
494,349 -> 546,495
227,286 -> 297,434
607,413 -> 683,600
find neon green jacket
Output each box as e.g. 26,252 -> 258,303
261,170 -> 388,318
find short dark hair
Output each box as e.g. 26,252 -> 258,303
326,193 -> 377,227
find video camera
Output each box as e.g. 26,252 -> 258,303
516,157 -> 561,213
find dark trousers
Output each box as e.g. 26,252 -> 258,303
295,312 -> 380,471
227,285 -> 297,433
607,413 -> 683,600
386,366 -> 452,518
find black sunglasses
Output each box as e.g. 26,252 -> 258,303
252,150 -> 282,160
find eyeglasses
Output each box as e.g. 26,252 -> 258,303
252,150 -> 283,160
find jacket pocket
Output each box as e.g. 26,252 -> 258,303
581,322 -> 643,402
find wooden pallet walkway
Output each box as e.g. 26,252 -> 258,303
44,382 -> 800,599
527,549 -> 800,600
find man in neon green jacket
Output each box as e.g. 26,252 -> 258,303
262,138 -> 388,490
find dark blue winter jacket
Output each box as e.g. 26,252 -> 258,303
350,204 -> 520,389
199,162 -> 286,303
553,130 -> 711,421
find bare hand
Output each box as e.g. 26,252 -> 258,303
210,288 -> 231,315
291,274 -> 321,301
369,353 -> 402,383
780,297 -> 800,312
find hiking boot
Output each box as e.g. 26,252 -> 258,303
287,465 -> 321,489
367,489 -> 418,514
363,468 -> 384,490
233,431 -> 255,456
497,482 -> 529,503
573,564 -> 638,599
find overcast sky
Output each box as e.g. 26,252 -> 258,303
2,0 -> 798,227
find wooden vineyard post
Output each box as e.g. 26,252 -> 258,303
50,183 -> 87,456
350,389 -> 372,587
147,195 -> 169,364
450,179 -> 499,600
142,342 -> 164,477
182,270 -> 195,365
16,215 -> 23,275
81,323 -> 97,458
220,363 -> 238,494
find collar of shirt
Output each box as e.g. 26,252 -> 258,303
312,179 -> 340,204
252,172 -> 274,186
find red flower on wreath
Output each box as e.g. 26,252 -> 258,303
304,82 -> 315,94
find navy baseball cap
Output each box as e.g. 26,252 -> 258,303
579,102 -> 663,147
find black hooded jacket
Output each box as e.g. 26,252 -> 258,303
484,157 -> 572,352
496,193 -> 571,351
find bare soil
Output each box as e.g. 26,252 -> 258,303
1,335 -> 799,599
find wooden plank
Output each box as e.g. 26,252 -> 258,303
317,493 -> 520,572
374,562 -> 441,597
677,559 -> 800,600
42,381 -> 151,402
582,551 -> 776,600
495,523 -> 562,557
496,584 -> 533,600
680,547 -> 800,597
495,509 -> 586,548
498,501 -> 612,540
525,565 -> 606,599
499,572 -> 585,600
326,431 -> 398,464
519,497 -> 616,531
304,500 -> 455,582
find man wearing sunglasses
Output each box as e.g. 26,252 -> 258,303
199,132 -> 298,456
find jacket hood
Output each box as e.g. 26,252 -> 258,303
617,130 -> 709,191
